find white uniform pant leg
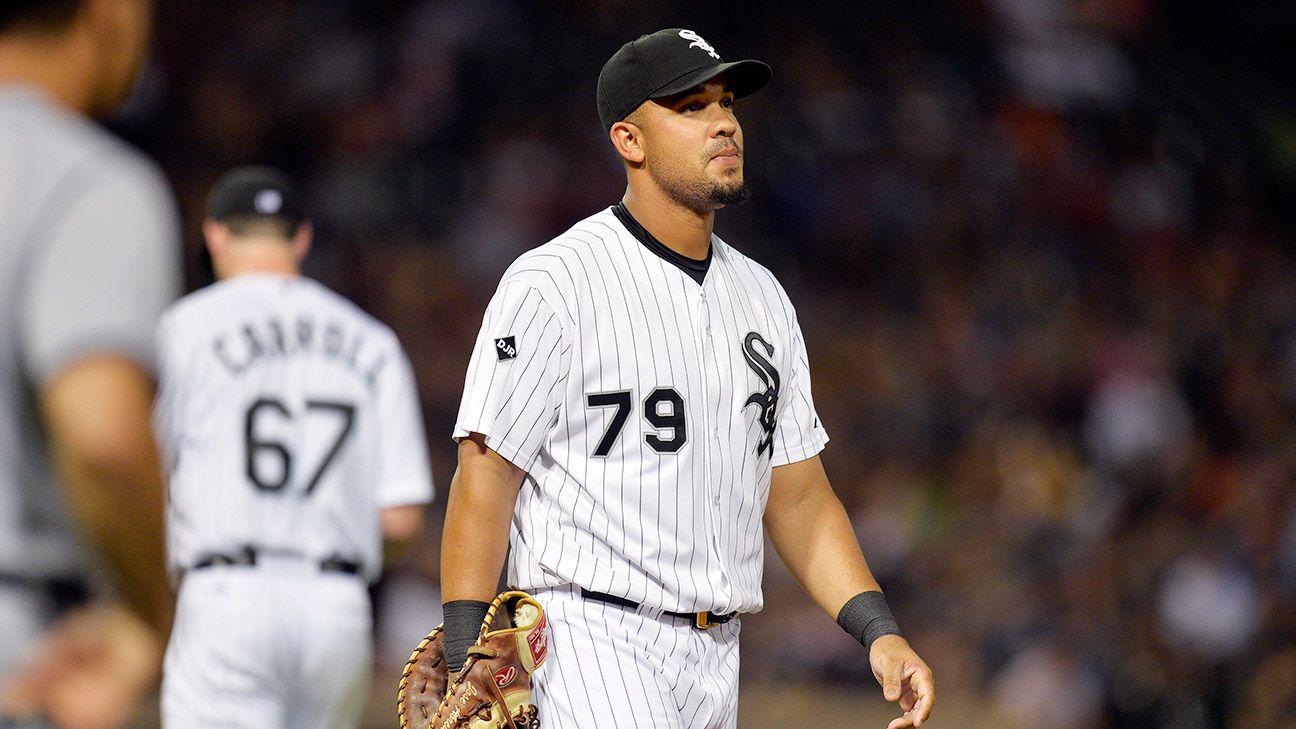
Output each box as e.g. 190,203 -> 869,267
162,568 -> 371,729
162,570 -> 286,729
530,588 -> 740,729
285,573 -> 372,729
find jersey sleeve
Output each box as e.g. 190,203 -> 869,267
150,309 -> 187,474
373,343 -> 435,508
772,314 -> 829,467
21,157 -> 180,383
453,279 -> 571,471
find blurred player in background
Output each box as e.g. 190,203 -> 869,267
153,166 -> 435,729
0,0 -> 180,727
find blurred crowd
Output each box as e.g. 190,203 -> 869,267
108,0 -> 1295,727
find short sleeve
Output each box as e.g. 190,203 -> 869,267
771,314 -> 829,467
453,280 -> 570,471
21,159 -> 180,382
150,309 -> 186,472
373,344 -> 435,508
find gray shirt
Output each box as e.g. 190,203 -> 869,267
0,84 -> 179,581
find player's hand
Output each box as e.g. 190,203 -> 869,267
869,634 -> 935,729
0,603 -> 164,729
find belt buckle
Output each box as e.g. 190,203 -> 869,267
695,611 -> 719,630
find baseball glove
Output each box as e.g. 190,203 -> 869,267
398,590 -> 549,729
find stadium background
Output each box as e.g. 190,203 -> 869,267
97,0 -> 1295,726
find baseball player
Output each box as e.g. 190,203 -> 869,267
0,0 -> 179,726
442,28 -> 935,729
153,166 -> 435,729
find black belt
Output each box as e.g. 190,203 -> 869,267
191,546 -> 362,575
580,589 -> 735,630
0,571 -> 90,608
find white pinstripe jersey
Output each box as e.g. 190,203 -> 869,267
154,274 -> 434,582
455,206 -> 828,615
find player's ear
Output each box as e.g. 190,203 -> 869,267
291,221 -> 313,263
202,218 -> 231,279
610,120 -> 645,166
201,218 -> 227,255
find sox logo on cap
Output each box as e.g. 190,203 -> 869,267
678,29 -> 720,60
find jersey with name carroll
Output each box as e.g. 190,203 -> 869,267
153,274 -> 433,582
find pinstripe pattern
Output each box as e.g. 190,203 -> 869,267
455,206 -> 826,725
154,274 -> 433,729
154,275 -> 434,583
528,587 -> 740,729
455,206 -> 828,616
162,566 -> 372,729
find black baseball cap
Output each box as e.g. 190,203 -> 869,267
206,165 -> 304,225
597,28 -> 772,133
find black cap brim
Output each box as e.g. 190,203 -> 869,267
650,59 -> 771,102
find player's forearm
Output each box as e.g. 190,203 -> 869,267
765,457 -> 882,619
54,453 -> 172,631
41,358 -> 174,637
441,434 -> 525,602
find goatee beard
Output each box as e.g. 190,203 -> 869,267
666,178 -> 751,213
710,181 -> 750,206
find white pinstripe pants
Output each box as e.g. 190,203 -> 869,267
161,566 -> 372,729
529,586 -> 741,729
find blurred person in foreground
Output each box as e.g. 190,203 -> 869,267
0,0 -> 180,727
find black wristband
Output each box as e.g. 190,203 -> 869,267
442,599 -> 491,673
836,590 -> 902,650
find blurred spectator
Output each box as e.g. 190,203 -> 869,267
989,639 -> 1104,729
1157,549 -> 1261,660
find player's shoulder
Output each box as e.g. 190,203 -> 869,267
497,207 -> 621,292
6,88 -> 171,207
157,279 -> 222,350
158,276 -> 245,340
162,278 -> 227,322
557,206 -> 626,248
163,276 -> 401,344
712,234 -> 794,304
297,277 -> 401,340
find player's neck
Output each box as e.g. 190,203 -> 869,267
621,187 -> 714,261
215,247 -> 301,280
0,32 -> 98,114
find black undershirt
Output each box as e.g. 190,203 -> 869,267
611,202 -> 711,285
